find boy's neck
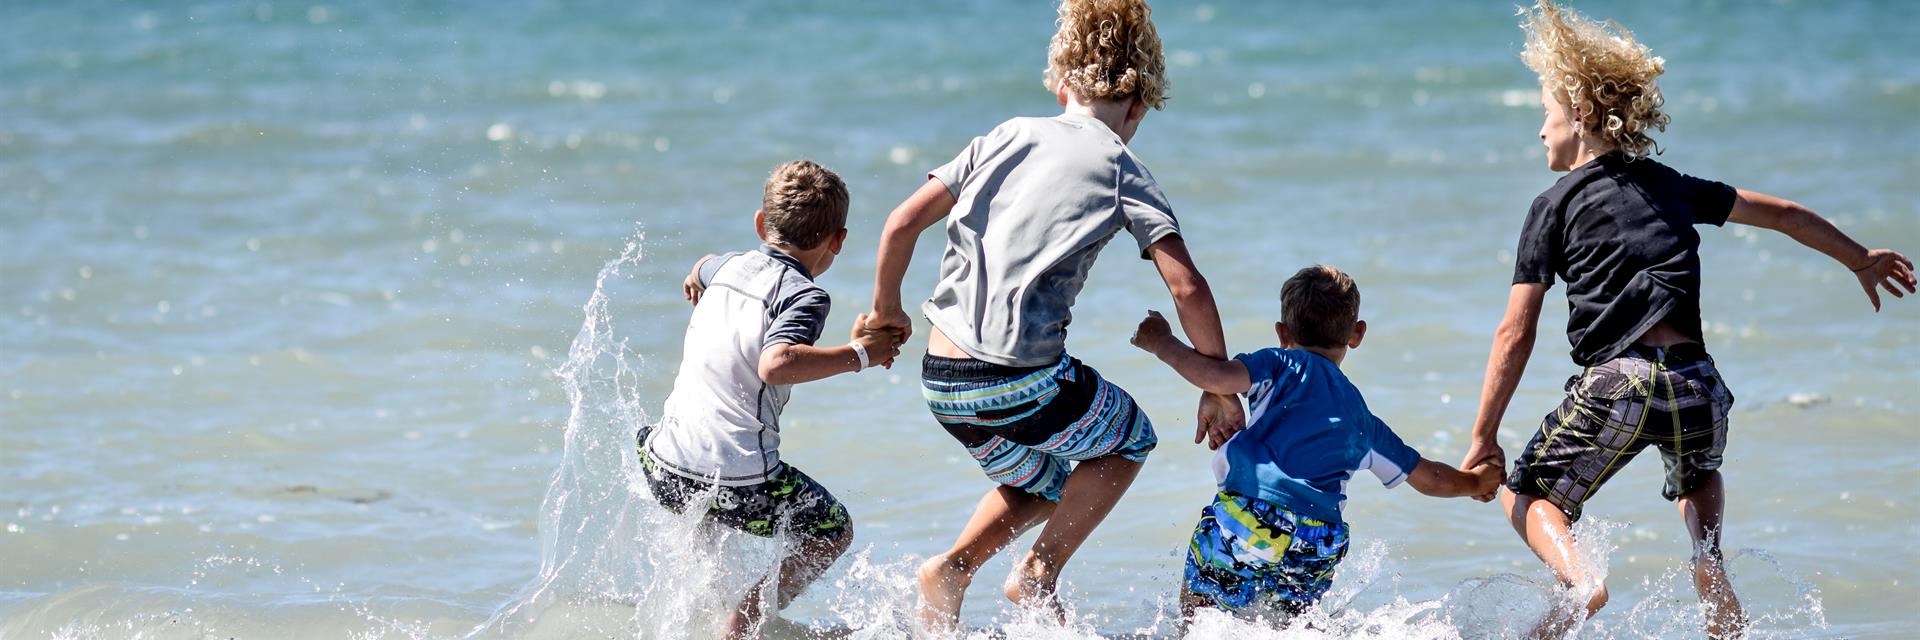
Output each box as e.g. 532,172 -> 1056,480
1062,96 -> 1134,142
766,242 -> 831,278
1295,345 -> 1348,367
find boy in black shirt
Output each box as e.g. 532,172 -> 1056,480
1462,2 -> 1917,638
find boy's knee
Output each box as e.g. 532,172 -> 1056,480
1586,584 -> 1610,615
821,523 -> 854,555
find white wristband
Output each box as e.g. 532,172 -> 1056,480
849,341 -> 870,370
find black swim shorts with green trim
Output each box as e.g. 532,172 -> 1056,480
637,445 -> 850,541
1507,343 -> 1734,522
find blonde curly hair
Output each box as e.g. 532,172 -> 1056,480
1044,0 -> 1169,109
1520,0 -> 1669,160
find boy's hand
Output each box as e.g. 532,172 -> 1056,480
1460,439 -> 1506,502
867,304 -> 915,345
1196,392 -> 1245,450
1468,462 -> 1503,497
1130,310 -> 1174,354
851,313 -> 904,370
1851,249 -> 1917,312
683,254 -> 717,306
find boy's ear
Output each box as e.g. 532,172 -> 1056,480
1055,85 -> 1070,107
1349,320 -> 1368,349
1274,321 -> 1292,347
1126,98 -> 1148,125
828,228 -> 848,254
753,209 -> 770,242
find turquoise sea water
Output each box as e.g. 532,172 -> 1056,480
3,1 -> 1916,638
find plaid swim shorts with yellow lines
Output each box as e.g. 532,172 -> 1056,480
1507,343 -> 1734,521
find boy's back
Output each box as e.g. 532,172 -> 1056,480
1223,347 -> 1419,524
925,113 -> 1179,367
647,246 -> 826,484
1516,154 -> 1737,366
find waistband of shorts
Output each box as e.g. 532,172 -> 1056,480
1620,342 -> 1712,364
922,353 -> 1065,382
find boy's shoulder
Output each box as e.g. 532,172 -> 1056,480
1235,346 -> 1321,375
704,246 -> 830,311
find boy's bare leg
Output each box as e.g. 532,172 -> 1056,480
918,486 -> 1056,634
1003,455 -> 1144,622
725,527 -> 855,640
1677,471 -> 1746,639
1501,488 -> 1606,639
1176,587 -> 1206,634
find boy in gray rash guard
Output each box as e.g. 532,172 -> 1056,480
864,0 -> 1244,631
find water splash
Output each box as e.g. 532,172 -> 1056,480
470,231 -> 811,639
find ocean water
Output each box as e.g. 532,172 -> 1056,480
2,1 -> 1916,638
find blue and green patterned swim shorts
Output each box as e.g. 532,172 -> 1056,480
1184,490 -> 1349,616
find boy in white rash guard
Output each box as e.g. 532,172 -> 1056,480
640,160 -> 903,639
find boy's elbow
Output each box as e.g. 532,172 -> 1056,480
757,346 -> 794,385
1494,319 -> 1536,346
1168,272 -> 1212,304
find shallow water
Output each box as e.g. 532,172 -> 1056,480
3,1 -> 1917,638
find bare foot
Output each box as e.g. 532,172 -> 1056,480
917,554 -> 970,636
1002,554 -> 1066,624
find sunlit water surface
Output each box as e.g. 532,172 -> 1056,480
3,1 -> 1916,638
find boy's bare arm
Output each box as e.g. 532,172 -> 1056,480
1462,283 -> 1547,501
758,315 -> 903,385
1144,236 -> 1246,448
1407,459 -> 1502,498
1727,189 -> 1916,311
1130,310 -> 1252,396
868,179 -> 958,337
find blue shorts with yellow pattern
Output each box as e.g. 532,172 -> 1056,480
1184,491 -> 1349,616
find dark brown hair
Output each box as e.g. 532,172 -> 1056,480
761,160 -> 849,249
1281,265 -> 1360,348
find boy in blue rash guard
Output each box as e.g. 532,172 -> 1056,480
1131,266 -> 1501,621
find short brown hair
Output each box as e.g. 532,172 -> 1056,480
1044,0 -> 1169,109
1281,265 -> 1360,349
760,160 -> 849,250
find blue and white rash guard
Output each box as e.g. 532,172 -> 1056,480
1214,348 -> 1423,525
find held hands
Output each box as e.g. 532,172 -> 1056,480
1196,392 -> 1245,450
1851,249 -> 1917,312
866,305 -> 915,345
850,313 -> 904,370
1459,439 -> 1506,503
1467,462 -> 1504,498
1130,310 -> 1174,354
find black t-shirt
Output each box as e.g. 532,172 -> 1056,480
1512,154 -> 1737,367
